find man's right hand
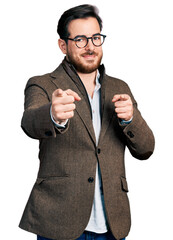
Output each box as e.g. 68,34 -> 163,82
51,89 -> 81,125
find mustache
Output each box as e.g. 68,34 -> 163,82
81,51 -> 98,56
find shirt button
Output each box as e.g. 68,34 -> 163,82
88,177 -> 94,183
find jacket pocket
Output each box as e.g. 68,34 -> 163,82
35,175 -> 69,185
36,177 -> 45,185
121,176 -> 129,192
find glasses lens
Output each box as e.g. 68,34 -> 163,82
92,34 -> 105,46
75,36 -> 87,48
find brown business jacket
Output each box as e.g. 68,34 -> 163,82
19,59 -> 155,240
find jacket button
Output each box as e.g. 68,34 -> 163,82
127,131 -> 134,138
45,131 -> 52,136
88,177 -> 94,183
97,148 -> 101,154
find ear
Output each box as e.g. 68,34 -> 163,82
58,39 -> 67,54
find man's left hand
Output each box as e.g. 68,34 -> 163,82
112,94 -> 133,121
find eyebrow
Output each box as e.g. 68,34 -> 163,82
73,33 -> 101,38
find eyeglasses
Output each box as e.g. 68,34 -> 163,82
63,33 -> 106,48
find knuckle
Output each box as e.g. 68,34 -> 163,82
51,101 -> 56,108
69,96 -> 75,102
72,103 -> 76,110
52,97 -> 60,105
51,104 -> 57,113
54,105 -> 63,114
69,111 -> 74,118
129,100 -> 132,105
114,102 -> 118,107
58,112 -> 66,120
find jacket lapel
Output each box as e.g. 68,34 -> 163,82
98,73 -> 119,145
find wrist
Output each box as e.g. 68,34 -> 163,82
50,105 -> 68,128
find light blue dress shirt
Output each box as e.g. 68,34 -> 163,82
85,72 -> 108,233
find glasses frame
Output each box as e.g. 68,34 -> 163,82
63,33 -> 106,48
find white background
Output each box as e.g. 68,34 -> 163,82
1,0 -> 173,239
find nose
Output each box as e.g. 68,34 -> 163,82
85,38 -> 95,51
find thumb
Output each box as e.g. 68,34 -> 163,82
53,88 -> 67,98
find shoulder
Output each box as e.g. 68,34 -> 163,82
26,73 -> 50,86
104,73 -> 136,104
105,74 -> 131,91
24,64 -> 63,91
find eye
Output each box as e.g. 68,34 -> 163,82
93,35 -> 101,41
75,37 -> 85,42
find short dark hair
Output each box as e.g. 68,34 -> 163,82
57,4 -> 103,39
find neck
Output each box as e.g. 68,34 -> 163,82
77,71 -> 97,85
77,70 -> 97,98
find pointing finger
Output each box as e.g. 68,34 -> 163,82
53,89 -> 81,101
65,89 -> 81,101
112,94 -> 129,102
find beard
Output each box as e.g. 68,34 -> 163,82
66,50 -> 103,74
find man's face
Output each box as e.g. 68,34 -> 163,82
65,17 -> 103,74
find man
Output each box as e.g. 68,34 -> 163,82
19,4 -> 155,240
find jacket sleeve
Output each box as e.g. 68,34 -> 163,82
121,104 -> 155,160
21,78 -> 69,140
115,79 -> 155,160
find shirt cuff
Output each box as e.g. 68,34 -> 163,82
120,117 -> 133,126
50,105 -> 68,128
